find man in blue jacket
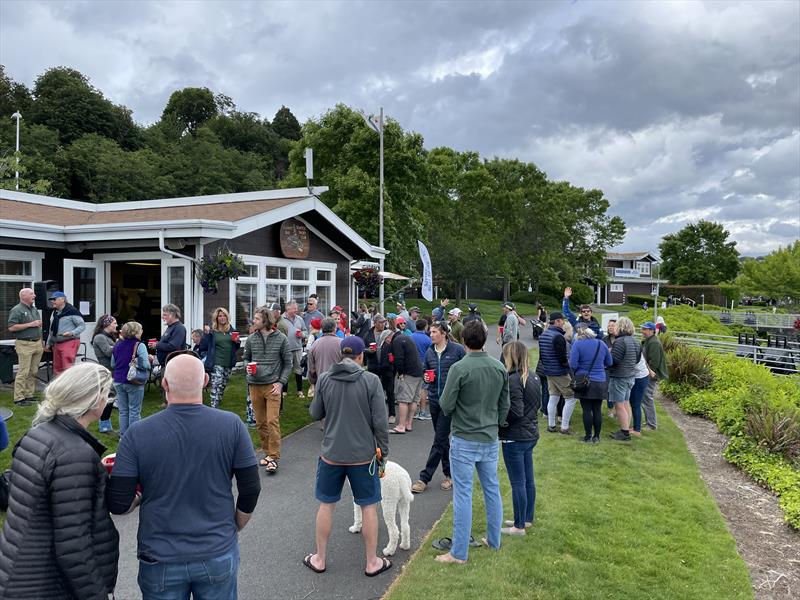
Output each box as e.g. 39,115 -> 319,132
412,321 -> 465,494
562,287 -> 602,338
539,311 -> 577,434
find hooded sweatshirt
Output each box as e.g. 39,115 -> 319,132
309,359 -> 389,463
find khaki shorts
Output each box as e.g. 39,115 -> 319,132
395,375 -> 422,404
547,374 -> 575,399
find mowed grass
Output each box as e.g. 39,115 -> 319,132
385,349 -> 752,600
0,370 -> 314,471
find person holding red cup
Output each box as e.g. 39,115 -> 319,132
198,308 -> 241,409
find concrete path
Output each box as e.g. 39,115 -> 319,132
111,325 -> 536,600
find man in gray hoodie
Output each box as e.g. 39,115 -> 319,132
305,336 -> 391,577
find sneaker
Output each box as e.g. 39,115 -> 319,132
609,430 -> 631,441
411,480 -> 427,494
547,426 -> 558,433
297,391 -> 305,398
582,435 -> 592,443
13,399 -> 32,407
412,411 -> 421,420
418,411 -> 432,420
559,428 -> 572,435
440,478 -> 453,491
591,436 -> 600,444
388,415 -> 396,424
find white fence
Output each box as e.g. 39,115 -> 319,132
670,331 -> 800,376
702,311 -> 799,330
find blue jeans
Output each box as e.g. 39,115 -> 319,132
115,382 -> 145,436
629,376 -> 649,432
449,435 -> 503,561
501,440 -> 536,529
138,543 -> 239,600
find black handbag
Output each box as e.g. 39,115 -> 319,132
570,341 -> 602,394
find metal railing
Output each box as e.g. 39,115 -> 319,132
702,310 -> 799,330
669,331 -> 800,375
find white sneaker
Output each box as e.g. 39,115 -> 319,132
388,416 -> 396,424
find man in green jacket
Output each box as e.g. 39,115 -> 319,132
641,322 -> 668,431
243,305 -> 292,474
435,320 -> 509,564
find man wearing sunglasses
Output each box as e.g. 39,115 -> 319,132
562,287 -> 602,338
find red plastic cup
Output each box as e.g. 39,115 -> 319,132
369,342 -> 377,352
231,331 -> 240,342
425,369 -> 435,383
498,326 -> 504,335
247,362 -> 257,375
295,329 -> 303,338
101,453 -> 116,475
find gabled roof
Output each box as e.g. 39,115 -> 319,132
606,251 -> 659,262
0,188 -> 386,260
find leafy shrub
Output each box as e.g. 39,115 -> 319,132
658,333 -> 683,354
509,290 -> 560,311
626,304 -> 731,335
724,436 -> 800,530
625,294 -> 654,307
667,345 -> 714,388
745,401 -> 800,463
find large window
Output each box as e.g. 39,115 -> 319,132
635,261 -> 651,275
1,251 -> 43,340
610,283 -> 624,292
229,257 -> 336,332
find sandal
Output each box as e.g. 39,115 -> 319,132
365,557 -> 392,577
431,536 -> 482,551
440,478 -> 453,491
388,428 -> 406,434
303,553 -> 325,573
263,458 -> 278,474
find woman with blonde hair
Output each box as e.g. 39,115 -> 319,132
111,321 -> 150,435
199,307 -> 241,408
498,341 -> 541,535
0,363 -> 119,598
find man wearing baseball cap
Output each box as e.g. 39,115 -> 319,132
45,291 -> 85,376
640,321 -> 668,431
306,335 -> 391,577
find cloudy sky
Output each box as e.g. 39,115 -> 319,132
1,0 -> 798,256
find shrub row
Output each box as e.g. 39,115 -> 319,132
661,349 -> 800,530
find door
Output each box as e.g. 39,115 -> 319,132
161,257 -> 192,341
63,259 -> 105,358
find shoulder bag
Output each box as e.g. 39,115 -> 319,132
127,342 -> 149,385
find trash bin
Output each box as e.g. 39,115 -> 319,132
0,344 -> 17,384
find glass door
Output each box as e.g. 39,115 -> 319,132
161,257 -> 192,340
63,259 -> 105,355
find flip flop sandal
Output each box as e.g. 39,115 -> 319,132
365,557 -> 392,577
264,459 -> 278,474
388,428 -> 406,434
303,554 -> 326,573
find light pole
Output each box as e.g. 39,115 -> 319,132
701,294 -> 705,312
360,107 -> 385,314
11,111 -> 21,190
652,282 -> 659,324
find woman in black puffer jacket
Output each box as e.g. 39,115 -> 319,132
499,341 -> 542,536
0,363 -> 119,599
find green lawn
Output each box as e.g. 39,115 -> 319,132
0,371 -> 313,470
385,348 -> 752,600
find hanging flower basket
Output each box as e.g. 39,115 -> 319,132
197,248 -> 247,294
353,267 -> 383,299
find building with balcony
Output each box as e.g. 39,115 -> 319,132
595,251 -> 668,304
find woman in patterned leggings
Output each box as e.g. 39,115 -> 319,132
200,308 -> 241,408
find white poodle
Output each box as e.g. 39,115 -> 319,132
349,460 -> 414,556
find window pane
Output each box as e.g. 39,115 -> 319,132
265,284 -> 287,306
235,283 -> 257,332
315,286 -> 331,314
291,267 -> 309,280
168,266 -> 185,321
1,280 -> 33,340
73,267 -> 97,322
316,270 -> 331,281
266,266 -> 286,279
0,260 -> 31,276
243,264 -> 258,278
290,285 -> 309,305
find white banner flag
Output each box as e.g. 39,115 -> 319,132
418,240 -> 433,301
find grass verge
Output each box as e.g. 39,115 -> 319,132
384,350 -> 752,600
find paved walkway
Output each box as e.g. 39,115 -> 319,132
111,326 -> 536,599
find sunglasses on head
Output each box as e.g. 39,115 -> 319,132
433,320 -> 451,334
164,349 -> 200,366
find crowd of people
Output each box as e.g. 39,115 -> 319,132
1,284 -> 668,597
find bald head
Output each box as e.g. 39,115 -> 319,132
162,354 -> 207,404
19,288 -> 35,305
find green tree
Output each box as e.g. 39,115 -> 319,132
29,67 -> 140,149
0,65 -> 33,118
659,220 -> 740,285
205,111 -> 284,182
161,87 -> 217,137
0,152 -> 52,194
272,105 -> 301,141
735,241 -> 800,300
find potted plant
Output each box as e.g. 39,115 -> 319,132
197,248 -> 247,293
353,267 -> 383,299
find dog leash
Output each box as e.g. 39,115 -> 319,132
369,447 -> 386,478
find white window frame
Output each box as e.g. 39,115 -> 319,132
610,283 -> 624,293
229,255 -> 337,327
0,250 -> 44,341
635,261 -> 651,275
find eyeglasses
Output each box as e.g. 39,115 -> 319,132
164,349 -> 200,366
